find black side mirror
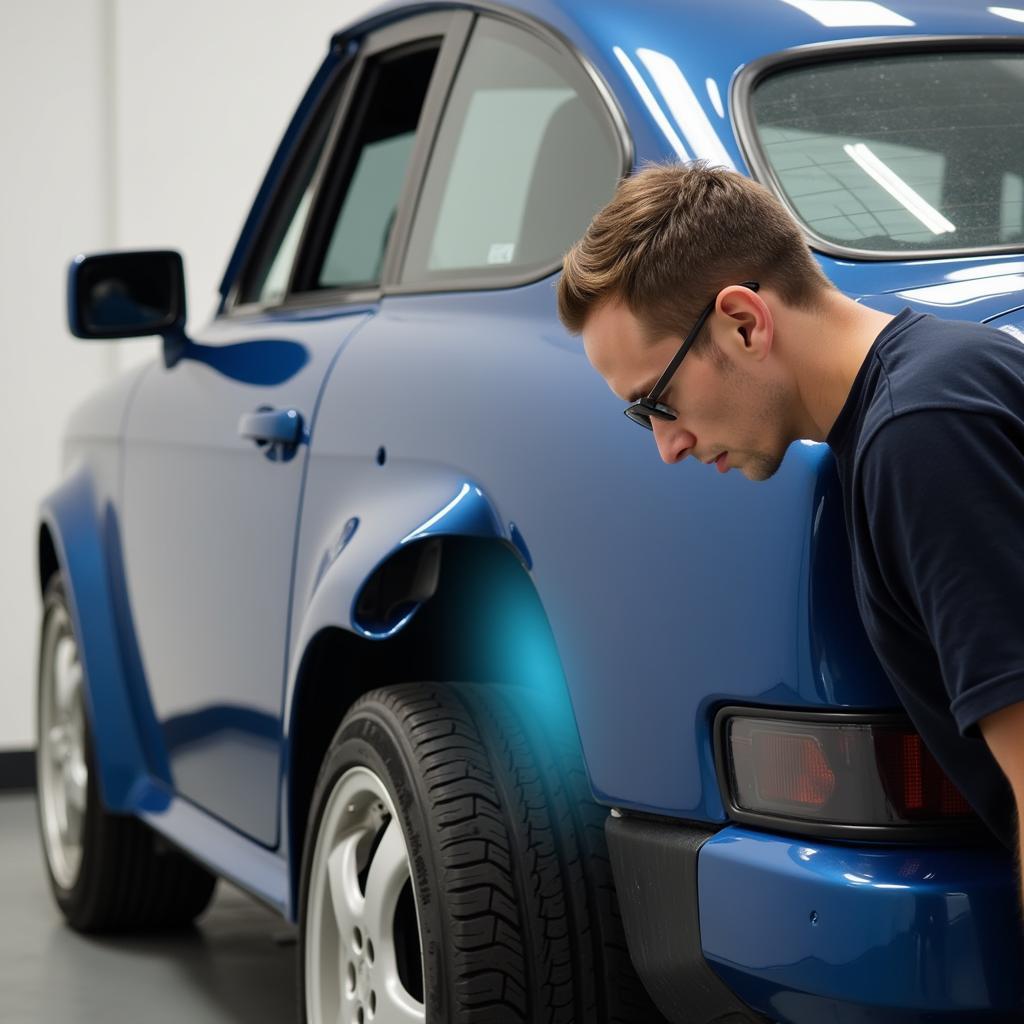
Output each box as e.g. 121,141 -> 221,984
67,250 -> 189,365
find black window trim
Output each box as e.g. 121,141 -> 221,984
220,2 -> 633,319
732,34 -> 1024,263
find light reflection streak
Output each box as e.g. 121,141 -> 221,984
843,142 -> 955,236
705,76 -> 725,118
612,46 -> 690,161
988,6 -> 1024,24
637,48 -> 735,168
401,482 -> 471,543
947,260 -> 1024,280
779,0 -> 914,27
897,274 -> 1024,306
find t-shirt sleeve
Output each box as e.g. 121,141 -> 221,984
858,407 -> 1024,735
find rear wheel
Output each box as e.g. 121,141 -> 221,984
36,573 -> 217,932
298,682 -> 665,1022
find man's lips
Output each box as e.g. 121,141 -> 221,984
715,452 -> 728,473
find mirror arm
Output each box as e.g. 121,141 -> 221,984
162,325 -> 191,368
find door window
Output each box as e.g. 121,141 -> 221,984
305,42 -> 440,291
400,17 -> 622,286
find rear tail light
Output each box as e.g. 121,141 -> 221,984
717,709 -> 979,839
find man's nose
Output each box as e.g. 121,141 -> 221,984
651,417 -> 694,464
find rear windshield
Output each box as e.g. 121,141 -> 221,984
750,52 -> 1024,254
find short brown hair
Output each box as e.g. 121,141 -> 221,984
557,161 -> 834,353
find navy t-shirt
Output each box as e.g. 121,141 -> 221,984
826,307 -> 1024,848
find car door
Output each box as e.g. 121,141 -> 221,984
119,10 -> 470,846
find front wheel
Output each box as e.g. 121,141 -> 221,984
298,682 -> 665,1023
36,573 -> 217,932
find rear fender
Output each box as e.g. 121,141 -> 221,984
291,472 -> 506,658
282,472 -> 532,916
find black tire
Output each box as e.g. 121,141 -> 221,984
298,681 -> 666,1023
36,573 -> 217,933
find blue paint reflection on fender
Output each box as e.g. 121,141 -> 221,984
399,482 -> 501,546
352,480 -> 503,638
698,827 -> 1023,1020
807,450 -> 895,706
38,465 -> 163,811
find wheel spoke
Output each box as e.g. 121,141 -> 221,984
66,761 -> 88,813
48,725 -> 70,763
327,831 -> 366,935
363,819 -> 410,949
376,977 -> 425,1024
53,640 -> 80,712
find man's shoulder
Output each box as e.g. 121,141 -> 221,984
877,311 -> 1024,406
857,311 -> 1024,457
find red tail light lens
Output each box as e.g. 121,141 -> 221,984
751,730 -> 835,809
722,713 -> 978,833
872,730 -> 973,819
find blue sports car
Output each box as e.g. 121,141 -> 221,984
38,1 -> 1024,1021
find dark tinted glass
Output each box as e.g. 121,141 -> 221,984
312,44 -> 439,290
400,18 -> 621,284
751,52 -> 1024,252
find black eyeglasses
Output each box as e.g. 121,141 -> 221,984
624,281 -> 760,429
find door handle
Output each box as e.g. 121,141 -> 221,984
238,407 -> 304,446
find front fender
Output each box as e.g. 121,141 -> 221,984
39,464 -> 167,813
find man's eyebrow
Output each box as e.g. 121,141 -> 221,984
628,379 -> 659,403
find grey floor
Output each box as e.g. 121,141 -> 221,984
0,793 -> 299,1023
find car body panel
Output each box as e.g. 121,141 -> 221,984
119,307 -> 373,846
38,462 -> 164,813
286,281 -> 899,823
698,827 -> 1023,1019
38,363 -> 172,812
137,780 -> 290,914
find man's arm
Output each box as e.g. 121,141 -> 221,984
980,703 -> 1024,893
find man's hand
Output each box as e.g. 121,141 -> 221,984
979,701 -> 1024,894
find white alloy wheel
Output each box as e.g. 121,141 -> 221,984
38,602 -> 88,891
305,765 -> 424,1024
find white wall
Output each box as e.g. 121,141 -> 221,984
1,0 -> 377,751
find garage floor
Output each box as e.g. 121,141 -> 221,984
0,793 -> 298,1023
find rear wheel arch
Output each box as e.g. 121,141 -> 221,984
286,534 -> 580,913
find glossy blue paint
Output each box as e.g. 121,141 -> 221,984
46,0 -> 1024,1014
137,780 -> 290,913
308,282 -> 906,823
698,827 -> 1023,1020
39,465 -> 153,811
119,308 -> 373,846
187,337 -> 310,385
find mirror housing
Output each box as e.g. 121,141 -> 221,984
67,250 -> 190,366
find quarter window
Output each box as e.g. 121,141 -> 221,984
400,17 -> 622,285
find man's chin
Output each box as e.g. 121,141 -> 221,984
739,453 -> 784,482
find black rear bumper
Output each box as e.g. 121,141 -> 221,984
605,815 -> 767,1024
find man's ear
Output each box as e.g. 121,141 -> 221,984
716,284 -> 772,361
